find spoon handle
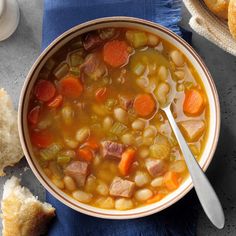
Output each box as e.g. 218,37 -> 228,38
163,106 -> 225,229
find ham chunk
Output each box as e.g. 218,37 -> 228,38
101,141 -> 125,159
83,32 -> 103,51
179,120 -> 205,142
118,95 -> 134,111
110,177 -> 135,198
80,53 -> 107,80
64,161 -> 89,187
146,159 -> 167,177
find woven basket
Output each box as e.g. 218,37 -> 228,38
183,0 -> 236,56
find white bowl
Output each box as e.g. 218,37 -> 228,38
18,17 -> 220,219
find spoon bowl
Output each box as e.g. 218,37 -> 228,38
160,101 -> 225,229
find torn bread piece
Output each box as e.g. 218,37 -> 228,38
229,0 -> 236,39
203,0 -> 229,20
0,88 -> 23,176
1,176 -> 55,236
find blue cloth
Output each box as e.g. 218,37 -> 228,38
42,1 -> 198,235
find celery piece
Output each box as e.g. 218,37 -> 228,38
70,38 -> 83,50
45,58 -> 56,71
110,122 -> 128,136
57,155 -> 71,165
126,31 -> 148,48
69,51 -> 84,67
53,63 -> 69,79
70,66 -> 80,76
98,28 -> 116,40
40,143 -> 62,161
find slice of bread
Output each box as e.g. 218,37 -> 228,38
203,0 -> 229,20
229,0 -> 236,38
1,176 -> 55,236
0,88 -> 23,176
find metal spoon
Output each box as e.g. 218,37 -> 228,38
160,101 -> 225,229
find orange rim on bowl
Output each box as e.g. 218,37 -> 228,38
18,17 -> 220,219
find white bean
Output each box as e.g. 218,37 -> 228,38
170,50 -> 184,67
135,188 -> 153,202
72,190 -> 93,203
143,126 -> 157,138
93,154 -> 101,166
174,70 -> 185,80
138,147 -> 150,158
85,175 -> 97,192
158,66 -> 168,81
151,177 -> 164,187
64,138 -> 79,149
63,176 -> 76,191
121,133 -> 134,145
75,127 -> 90,143
96,182 -> 109,196
132,118 -> 146,130
155,82 -> 170,105
52,176 -> 64,189
142,137 -> 154,145
103,116 -> 113,130
134,171 -> 150,187
95,197 -> 115,209
115,198 -> 134,210
114,107 -> 128,123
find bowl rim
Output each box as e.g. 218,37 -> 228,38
18,16 -> 220,219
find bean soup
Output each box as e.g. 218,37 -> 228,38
27,28 -> 209,210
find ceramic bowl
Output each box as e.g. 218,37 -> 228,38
18,17 -> 220,219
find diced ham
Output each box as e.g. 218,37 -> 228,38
179,120 -> 205,142
118,95 -> 134,111
101,141 -> 125,159
110,177 -> 135,198
146,159 -> 167,177
83,32 -> 103,51
80,53 -> 107,80
64,161 -> 89,187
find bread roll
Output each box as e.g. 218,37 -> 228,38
229,0 -> 236,38
203,0 -> 229,20
0,88 -> 23,175
1,176 -> 55,236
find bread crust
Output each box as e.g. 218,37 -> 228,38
0,88 -> 23,176
228,0 -> 236,38
1,177 -> 55,236
203,0 -> 229,20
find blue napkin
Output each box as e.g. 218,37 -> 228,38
42,1 -> 198,235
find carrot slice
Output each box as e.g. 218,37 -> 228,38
59,76 -> 83,99
77,147 -> 93,162
48,95 -> 63,108
164,171 -> 179,191
95,87 -> 108,102
103,40 -> 129,67
35,80 -> 56,102
146,193 -> 165,204
84,137 -> 99,150
28,106 -> 40,125
183,89 -> 205,116
118,148 -> 136,176
31,130 -> 53,148
133,93 -> 156,117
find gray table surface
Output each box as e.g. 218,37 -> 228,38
0,1 -> 235,235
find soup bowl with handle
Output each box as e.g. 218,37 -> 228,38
18,16 -> 220,219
